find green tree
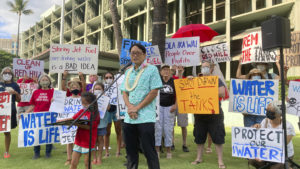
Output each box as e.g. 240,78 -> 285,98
7,0 -> 33,57
0,50 -> 15,70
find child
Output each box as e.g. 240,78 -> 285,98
60,92 -> 100,169
92,82 -> 110,165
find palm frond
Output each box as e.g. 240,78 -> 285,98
22,9 -> 33,15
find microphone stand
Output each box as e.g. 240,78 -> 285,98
68,68 -> 127,169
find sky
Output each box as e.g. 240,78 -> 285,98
0,0 -> 61,39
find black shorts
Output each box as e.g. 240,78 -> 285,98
193,113 -> 225,145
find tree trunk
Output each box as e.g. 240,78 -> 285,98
109,0 -> 123,56
16,13 -> 21,58
152,0 -> 167,62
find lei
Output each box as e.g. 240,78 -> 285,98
125,63 -> 148,92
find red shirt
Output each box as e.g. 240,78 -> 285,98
17,78 -> 35,107
173,75 -> 185,79
72,109 -> 100,148
29,88 -> 54,112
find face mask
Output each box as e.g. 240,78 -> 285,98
201,67 -> 210,76
40,81 -> 50,88
266,110 -> 276,120
71,89 -> 80,95
94,90 -> 103,96
2,74 -> 12,81
105,79 -> 113,84
251,75 -> 261,80
257,65 -> 267,72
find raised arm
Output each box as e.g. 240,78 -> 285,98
62,70 -> 68,91
236,56 -> 247,79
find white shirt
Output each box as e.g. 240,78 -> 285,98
260,118 -> 295,157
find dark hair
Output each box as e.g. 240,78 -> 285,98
81,92 -> 99,118
104,72 -> 114,80
93,82 -> 105,91
129,43 -> 146,54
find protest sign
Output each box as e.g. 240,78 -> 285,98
50,44 -> 99,74
287,81 -> 300,116
200,43 -> 231,63
229,79 -> 279,116
58,98 -> 81,145
174,76 -> 219,114
165,37 -> 200,66
232,127 -> 284,163
49,90 -> 67,114
241,31 -> 277,64
145,45 -> 162,65
120,39 -> 152,65
18,83 -> 38,102
18,112 -> 60,147
97,95 -> 110,119
13,58 -> 44,78
104,83 -> 118,105
284,31 -> 300,67
0,92 -> 11,133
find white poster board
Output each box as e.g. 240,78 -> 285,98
97,95 -> 110,119
13,58 -> 44,78
18,83 -> 38,102
49,44 -> 99,74
165,37 -> 200,66
49,90 -> 67,114
287,81 -> 300,116
0,92 -> 11,133
145,45 -> 162,65
200,43 -> 231,63
229,79 -> 279,116
104,83 -> 118,105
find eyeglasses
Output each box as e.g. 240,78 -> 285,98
105,76 -> 113,79
130,51 -> 143,56
3,72 -> 12,75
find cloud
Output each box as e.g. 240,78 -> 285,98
0,0 -> 61,38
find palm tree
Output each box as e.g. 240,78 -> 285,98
7,0 -> 33,57
109,0 -> 123,55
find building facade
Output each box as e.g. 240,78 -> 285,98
21,0 -> 300,78
0,35 -> 19,55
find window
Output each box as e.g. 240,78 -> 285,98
12,42 -> 14,48
273,0 -> 282,5
231,0 -> 251,16
256,0 -> 266,10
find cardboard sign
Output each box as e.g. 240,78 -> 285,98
104,83 -> 118,105
284,31 -> 300,67
96,95 -> 110,119
49,90 -> 67,114
200,43 -> 231,63
18,83 -> 38,102
145,45 -> 162,65
18,112 -> 60,147
58,98 -> 82,145
165,37 -> 200,66
13,58 -> 44,78
0,92 -> 11,133
229,79 -> 279,116
120,39 -> 152,65
287,81 -> 300,116
50,44 -> 99,74
232,127 -> 284,163
174,76 -> 219,114
241,31 -> 277,64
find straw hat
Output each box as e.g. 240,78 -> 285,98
246,68 -> 265,79
67,78 -> 82,89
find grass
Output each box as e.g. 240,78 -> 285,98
0,125 -> 300,169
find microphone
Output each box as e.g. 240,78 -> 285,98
120,61 -> 132,72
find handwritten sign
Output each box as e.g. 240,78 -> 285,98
200,43 -> 231,63
97,95 -> 110,119
13,58 -> 44,78
165,37 -> 200,66
241,31 -> 277,64
0,92 -> 11,133
287,81 -> 300,116
284,31 -> 300,67
145,45 -> 162,65
174,76 -> 219,114
49,90 -> 67,114
18,112 -> 60,147
50,44 -> 99,74
232,127 -> 284,163
18,83 -> 38,102
229,79 -> 279,115
58,98 -> 81,145
120,39 -> 152,65
104,83 -> 118,105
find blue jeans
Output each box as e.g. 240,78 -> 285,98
34,144 -> 53,155
243,115 -> 265,127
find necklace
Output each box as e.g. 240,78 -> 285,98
125,64 -> 147,92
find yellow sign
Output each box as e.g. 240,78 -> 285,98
174,76 -> 219,114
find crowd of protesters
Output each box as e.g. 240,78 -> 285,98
0,43 -> 299,169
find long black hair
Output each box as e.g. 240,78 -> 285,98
81,92 -> 99,118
